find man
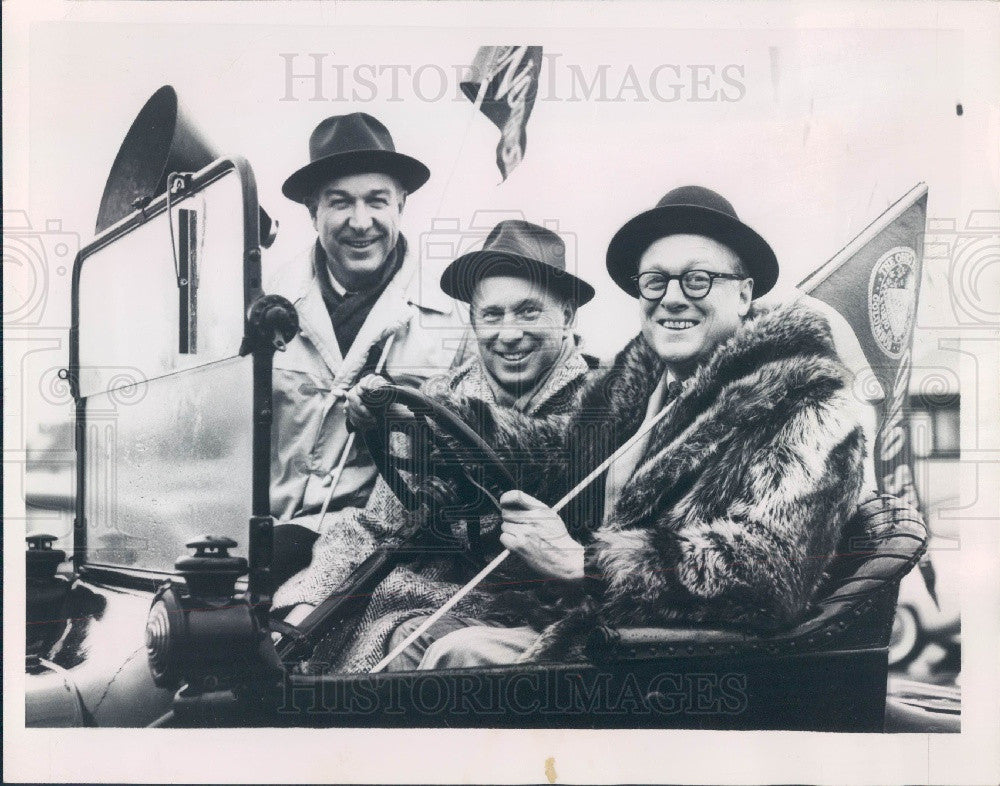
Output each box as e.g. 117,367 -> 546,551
397,185 -> 868,669
272,221 -> 598,672
267,112 -> 461,588
434,219 -> 596,412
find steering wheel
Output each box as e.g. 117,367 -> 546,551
357,384 -> 518,563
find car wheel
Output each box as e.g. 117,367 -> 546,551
889,604 -> 922,668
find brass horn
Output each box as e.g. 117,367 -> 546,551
96,85 -> 276,247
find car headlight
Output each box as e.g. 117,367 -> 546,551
145,588 -> 181,687
144,536 -> 267,691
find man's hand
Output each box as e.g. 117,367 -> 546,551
499,490 -> 584,583
345,374 -> 391,428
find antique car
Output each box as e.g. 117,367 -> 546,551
24,87 -> 959,733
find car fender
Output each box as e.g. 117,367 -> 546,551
27,577 -> 176,728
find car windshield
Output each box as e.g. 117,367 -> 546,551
74,170 -> 254,572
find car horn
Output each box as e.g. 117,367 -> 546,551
95,84 -> 277,247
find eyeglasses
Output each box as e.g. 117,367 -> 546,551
631,270 -> 748,300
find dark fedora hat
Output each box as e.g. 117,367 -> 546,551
606,185 -> 779,299
441,220 -> 596,306
282,112 -> 430,203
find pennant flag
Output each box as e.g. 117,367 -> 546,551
799,184 -> 936,600
460,46 -> 543,180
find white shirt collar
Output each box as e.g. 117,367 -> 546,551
645,368 -> 677,418
326,264 -> 349,297
602,367 -> 679,522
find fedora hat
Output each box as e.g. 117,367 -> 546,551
440,220 -> 596,306
606,185 -> 779,299
282,112 -> 430,203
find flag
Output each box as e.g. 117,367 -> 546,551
460,46 -> 543,180
799,184 -> 936,600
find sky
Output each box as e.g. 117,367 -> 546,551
7,6 -> 999,452
18,17 -> 997,360
8,9 -> 996,467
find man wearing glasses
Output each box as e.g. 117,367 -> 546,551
394,185 -> 868,669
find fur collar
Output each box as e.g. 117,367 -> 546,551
513,300 -> 865,642
557,302 -> 846,540
586,302 -> 840,448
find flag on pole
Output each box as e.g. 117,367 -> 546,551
460,46 -> 543,180
799,184 -> 936,599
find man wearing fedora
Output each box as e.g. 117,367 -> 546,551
272,221 -> 601,663
373,218 -> 598,417
390,185 -> 869,670
266,113 -> 463,589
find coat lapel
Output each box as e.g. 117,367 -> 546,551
332,271 -> 409,389
273,239 -> 457,384
589,334 -> 665,450
297,278 -> 345,375
272,244 -> 344,375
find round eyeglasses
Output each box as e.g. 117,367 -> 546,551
631,270 -> 748,300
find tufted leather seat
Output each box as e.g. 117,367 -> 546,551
587,492 -> 929,660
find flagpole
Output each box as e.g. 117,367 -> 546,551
370,398 -> 677,673
312,330 -> 402,532
433,48 -> 500,217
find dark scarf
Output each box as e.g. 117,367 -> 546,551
313,234 -> 407,355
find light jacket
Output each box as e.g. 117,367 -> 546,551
266,240 -> 466,525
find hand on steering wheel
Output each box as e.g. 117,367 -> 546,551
346,375 -> 413,429
356,383 -> 518,564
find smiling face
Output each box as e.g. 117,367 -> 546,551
309,172 -> 406,290
471,274 -> 574,398
638,234 -> 753,378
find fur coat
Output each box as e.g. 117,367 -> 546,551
445,302 -> 867,656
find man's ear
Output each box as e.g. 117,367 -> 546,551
562,303 -> 578,330
737,278 -> 754,316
